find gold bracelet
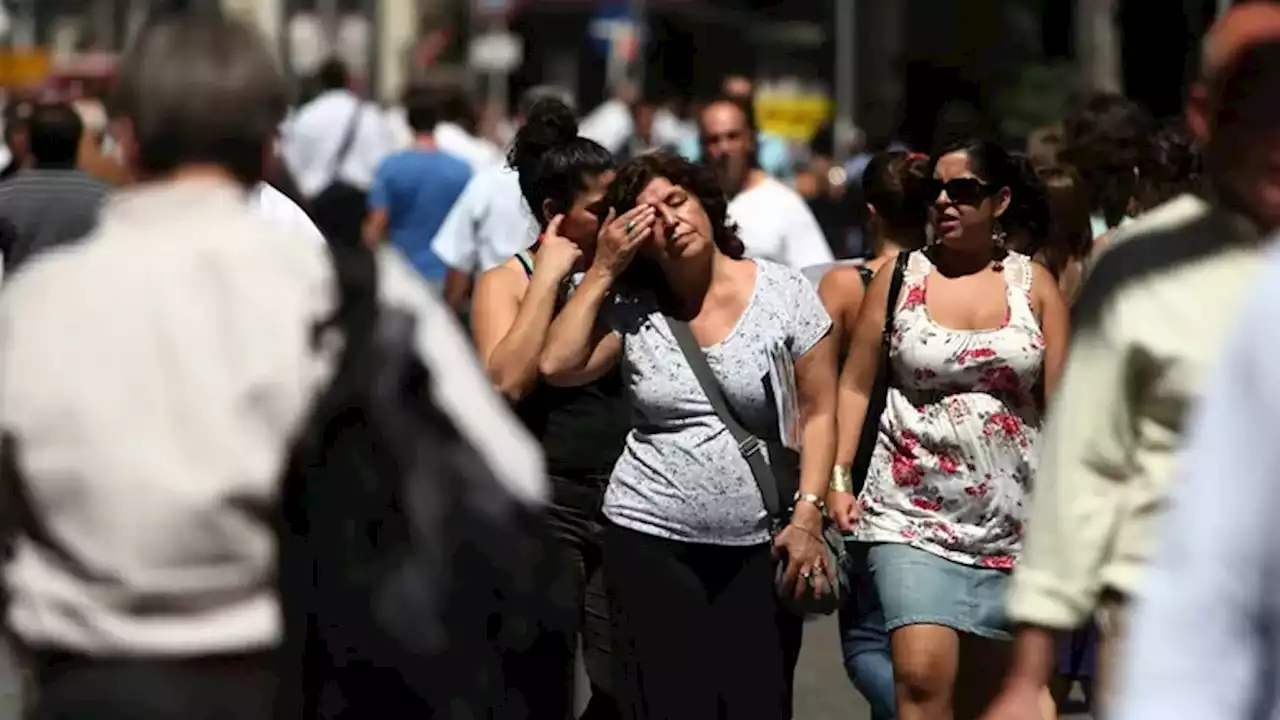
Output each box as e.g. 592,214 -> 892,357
830,466 -> 854,494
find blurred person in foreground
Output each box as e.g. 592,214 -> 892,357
700,96 -> 833,269
0,14 -> 543,719
981,7 -> 1280,719
1113,196 -> 1280,720
0,101 -> 111,276
0,97 -> 34,181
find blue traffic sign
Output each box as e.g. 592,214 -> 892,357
589,1 -> 642,57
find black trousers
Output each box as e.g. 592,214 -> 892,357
604,524 -> 803,720
501,473 -> 619,720
28,653 -> 274,720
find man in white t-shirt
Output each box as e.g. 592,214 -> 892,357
699,97 -> 833,269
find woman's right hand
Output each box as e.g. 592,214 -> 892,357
827,491 -> 860,533
533,214 -> 582,283
592,205 -> 656,278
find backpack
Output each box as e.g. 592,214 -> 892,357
275,241 -> 556,718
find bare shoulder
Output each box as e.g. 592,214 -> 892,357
474,258 -> 529,297
817,264 -> 867,301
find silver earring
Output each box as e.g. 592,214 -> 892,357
992,223 -> 1006,271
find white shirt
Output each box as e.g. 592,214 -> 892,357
1114,239 -> 1280,720
431,165 -> 537,275
250,182 -> 325,247
0,179 -> 545,656
729,177 -> 834,269
433,122 -> 504,171
280,89 -> 394,198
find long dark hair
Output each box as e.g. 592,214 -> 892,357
603,151 -> 745,301
508,97 -> 614,229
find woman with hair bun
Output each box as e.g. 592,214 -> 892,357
470,96 -> 638,719
816,148 -> 930,720
541,150 -> 839,719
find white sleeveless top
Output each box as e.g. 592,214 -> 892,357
854,250 -> 1045,568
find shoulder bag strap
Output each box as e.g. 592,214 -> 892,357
328,100 -> 365,186
848,250 -> 910,491
667,319 -> 784,519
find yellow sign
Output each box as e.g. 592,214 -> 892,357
754,93 -> 833,143
0,49 -> 51,88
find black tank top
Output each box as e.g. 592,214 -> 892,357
512,250 -> 629,477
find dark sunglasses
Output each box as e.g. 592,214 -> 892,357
926,178 -> 993,206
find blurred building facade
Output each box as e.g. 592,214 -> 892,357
0,0 -> 1233,149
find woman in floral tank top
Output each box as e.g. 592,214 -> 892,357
833,140 -> 1068,720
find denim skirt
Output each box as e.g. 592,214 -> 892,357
867,542 -> 1012,641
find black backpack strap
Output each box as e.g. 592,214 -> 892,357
848,250 -> 909,493
327,100 -> 365,188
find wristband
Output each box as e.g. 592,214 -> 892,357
830,466 -> 854,494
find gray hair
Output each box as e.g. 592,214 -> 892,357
112,13 -> 288,186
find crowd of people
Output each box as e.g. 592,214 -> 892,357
0,3 -> 1277,720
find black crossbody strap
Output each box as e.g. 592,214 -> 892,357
327,100 -> 364,185
848,251 -> 910,490
667,319 -> 784,518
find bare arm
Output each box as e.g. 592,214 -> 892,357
834,265 -> 896,468
362,207 -> 388,248
443,269 -> 473,314
470,264 -> 561,402
794,331 -> 839,500
538,267 -> 622,386
817,266 -> 867,356
1031,263 -> 1070,402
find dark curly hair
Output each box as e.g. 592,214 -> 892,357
1059,93 -> 1154,229
1139,118 -> 1201,209
603,151 -> 745,295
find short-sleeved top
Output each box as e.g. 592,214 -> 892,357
368,148 -> 472,284
602,259 -> 833,546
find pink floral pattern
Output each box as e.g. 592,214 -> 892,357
854,251 -> 1044,568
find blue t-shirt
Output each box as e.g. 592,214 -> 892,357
368,149 -> 472,284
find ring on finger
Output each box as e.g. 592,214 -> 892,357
625,220 -> 636,233
801,568 -> 812,580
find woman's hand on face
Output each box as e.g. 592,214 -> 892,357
773,502 -> 828,600
826,491 -> 859,533
533,214 -> 582,283
591,205 -> 657,279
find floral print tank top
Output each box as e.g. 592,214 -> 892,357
854,250 -> 1045,568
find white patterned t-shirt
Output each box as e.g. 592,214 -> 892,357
601,260 -> 832,546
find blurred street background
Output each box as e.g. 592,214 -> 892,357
0,0 -> 1235,165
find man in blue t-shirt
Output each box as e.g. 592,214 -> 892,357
363,85 -> 473,286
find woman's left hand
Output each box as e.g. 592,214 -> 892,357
772,502 -> 827,600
